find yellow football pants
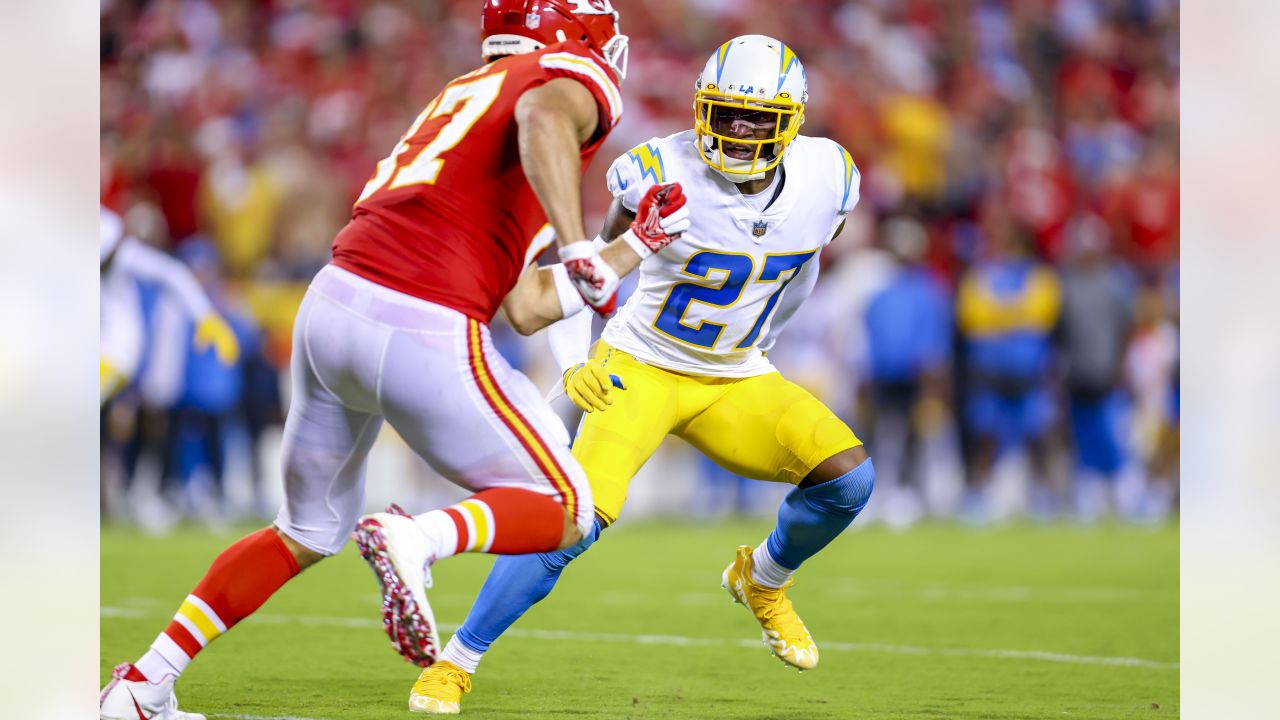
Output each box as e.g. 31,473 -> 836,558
575,343 -> 862,527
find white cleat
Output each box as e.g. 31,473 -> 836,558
100,663 -> 206,720
353,508 -> 441,667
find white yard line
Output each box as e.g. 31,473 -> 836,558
210,714 -> 329,720
102,606 -> 1179,670
210,715 -> 329,720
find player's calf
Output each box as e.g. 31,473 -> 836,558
763,452 -> 876,576
431,514 -> 605,692
355,488 -> 585,666
724,452 -> 876,670
558,507 -> 586,548
275,525 -> 326,569
102,526 -> 307,717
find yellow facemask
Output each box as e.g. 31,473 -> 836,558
693,87 -> 805,178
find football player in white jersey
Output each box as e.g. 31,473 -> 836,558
406,35 -> 874,713
100,207 -> 240,405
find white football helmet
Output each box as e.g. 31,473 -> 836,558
693,35 -> 808,183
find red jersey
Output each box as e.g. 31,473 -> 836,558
332,41 -> 623,322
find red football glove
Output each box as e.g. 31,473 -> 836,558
620,182 -> 690,260
559,241 -> 621,316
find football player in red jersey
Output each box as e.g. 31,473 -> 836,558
101,3 -> 689,718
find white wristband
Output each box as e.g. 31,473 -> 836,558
619,228 -> 653,260
556,239 -> 596,263
550,263 -> 587,318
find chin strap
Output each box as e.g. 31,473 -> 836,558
703,140 -> 771,183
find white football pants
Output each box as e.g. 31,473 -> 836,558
275,265 -> 592,555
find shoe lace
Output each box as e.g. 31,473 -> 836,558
414,663 -> 472,697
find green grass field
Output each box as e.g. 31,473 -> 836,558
102,520 -> 1178,719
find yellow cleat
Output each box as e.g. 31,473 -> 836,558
409,660 -> 472,715
721,544 -> 819,671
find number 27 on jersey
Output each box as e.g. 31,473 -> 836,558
654,250 -> 816,351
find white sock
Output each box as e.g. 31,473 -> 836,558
410,509 -> 461,562
750,542 -> 794,589
439,636 -> 484,674
136,633 -> 188,681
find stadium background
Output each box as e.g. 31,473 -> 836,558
99,0 -> 1179,531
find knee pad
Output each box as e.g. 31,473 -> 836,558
803,458 -> 875,516
540,515 -> 604,572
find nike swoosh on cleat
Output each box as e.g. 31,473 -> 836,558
614,169 -> 629,190
127,689 -> 150,719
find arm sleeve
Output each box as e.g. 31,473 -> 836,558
538,48 -> 624,135
114,238 -> 214,319
546,306 -> 593,374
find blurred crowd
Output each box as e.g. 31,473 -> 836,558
100,0 -> 1179,528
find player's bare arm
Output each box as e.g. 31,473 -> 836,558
600,196 -> 637,242
500,197 -> 636,335
501,192 -> 690,334
515,78 -> 600,249
501,236 -> 642,335
517,79 -> 690,315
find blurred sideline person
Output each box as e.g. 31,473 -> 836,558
102,238 -> 266,529
100,207 -> 239,406
1125,279 -> 1179,520
100,3 -> 695,718
1057,214 -> 1135,519
410,36 -> 874,714
161,241 -> 268,519
862,217 -> 952,527
956,211 -> 1062,520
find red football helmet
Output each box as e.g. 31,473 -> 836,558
481,0 -> 628,79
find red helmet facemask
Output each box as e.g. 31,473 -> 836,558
481,0 -> 628,79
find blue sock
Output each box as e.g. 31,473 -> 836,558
764,458 -> 875,571
453,516 -> 604,654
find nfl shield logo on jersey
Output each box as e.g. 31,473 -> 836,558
752,220 -> 769,237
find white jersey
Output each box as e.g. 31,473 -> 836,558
601,129 -> 860,377
100,207 -> 214,381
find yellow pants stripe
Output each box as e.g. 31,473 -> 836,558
466,320 -> 578,518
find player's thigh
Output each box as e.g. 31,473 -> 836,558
680,372 -> 862,486
275,290 -> 385,556
378,318 -> 594,534
571,344 -> 680,526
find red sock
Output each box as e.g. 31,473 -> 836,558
417,487 -> 566,560
135,528 -> 300,680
